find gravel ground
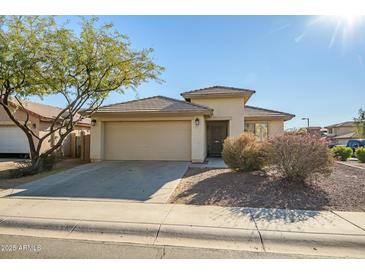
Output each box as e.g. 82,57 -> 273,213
169,163 -> 365,212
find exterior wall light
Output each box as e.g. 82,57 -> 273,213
91,119 -> 97,126
195,118 -> 200,126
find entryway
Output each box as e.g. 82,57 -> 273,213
206,121 -> 229,157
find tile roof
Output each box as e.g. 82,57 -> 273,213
96,96 -> 213,114
181,86 -> 255,98
244,105 -> 295,120
334,131 -> 357,139
12,100 -> 90,125
325,121 -> 355,128
21,101 -> 64,119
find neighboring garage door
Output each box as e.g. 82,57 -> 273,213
0,126 -> 29,154
104,121 -> 191,161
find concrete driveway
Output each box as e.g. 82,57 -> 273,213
1,161 -> 189,203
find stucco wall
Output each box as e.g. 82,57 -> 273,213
1,106 -> 89,156
38,121 -> 54,153
334,126 -> 356,136
191,115 -> 206,162
268,120 -> 284,138
190,97 -> 245,136
38,122 -> 89,155
0,106 -> 40,133
38,121 -> 90,156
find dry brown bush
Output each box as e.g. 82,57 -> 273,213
222,132 -> 265,172
264,133 -> 334,183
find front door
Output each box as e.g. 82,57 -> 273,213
207,121 -> 228,157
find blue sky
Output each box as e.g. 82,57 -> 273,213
34,16 -> 365,129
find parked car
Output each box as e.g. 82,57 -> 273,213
346,139 -> 365,153
322,136 -> 337,148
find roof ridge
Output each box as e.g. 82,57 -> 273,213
99,95 -> 162,109
16,99 -> 63,111
325,121 -> 355,128
157,95 -> 212,110
245,105 -> 295,117
99,95 -> 212,111
96,95 -> 212,113
11,99 -> 89,125
181,85 -> 256,95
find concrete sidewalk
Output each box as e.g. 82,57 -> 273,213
0,198 -> 364,258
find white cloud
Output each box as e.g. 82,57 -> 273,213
268,23 -> 291,35
294,31 -> 306,43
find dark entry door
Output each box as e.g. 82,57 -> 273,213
207,121 -> 228,157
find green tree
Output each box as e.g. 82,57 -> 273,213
354,108 -> 365,138
0,16 -> 163,172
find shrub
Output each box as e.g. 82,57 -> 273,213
264,133 -> 334,183
222,132 -> 265,172
42,154 -> 58,170
7,154 -> 58,178
331,146 -> 353,161
7,161 -> 33,178
355,147 -> 365,163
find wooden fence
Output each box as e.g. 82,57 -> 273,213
69,132 -> 90,161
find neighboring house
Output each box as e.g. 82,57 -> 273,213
325,121 -> 357,145
90,86 -> 294,163
298,126 -> 323,136
0,100 -> 90,157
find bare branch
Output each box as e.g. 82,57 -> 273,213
14,96 -> 40,140
0,96 -> 37,157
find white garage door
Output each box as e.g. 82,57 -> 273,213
104,121 -> 191,161
0,126 -> 29,154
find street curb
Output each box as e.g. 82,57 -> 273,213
0,216 -> 159,241
336,160 -> 365,170
0,216 -> 364,258
154,224 -> 263,252
259,230 -> 365,258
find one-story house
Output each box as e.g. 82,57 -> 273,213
305,126 -> 323,136
325,121 -> 357,145
0,100 -> 90,157
90,86 -> 295,163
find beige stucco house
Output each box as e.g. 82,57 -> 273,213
0,100 -> 90,157
90,86 -> 294,163
325,121 -> 357,145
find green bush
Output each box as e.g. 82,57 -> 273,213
222,132 -> 265,172
355,147 -> 365,163
331,146 -> 353,161
264,133 -> 334,183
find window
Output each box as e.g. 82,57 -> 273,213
244,122 -> 268,141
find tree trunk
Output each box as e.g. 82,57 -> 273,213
30,154 -> 47,174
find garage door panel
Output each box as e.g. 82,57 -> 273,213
0,126 -> 29,153
104,121 -> 191,161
